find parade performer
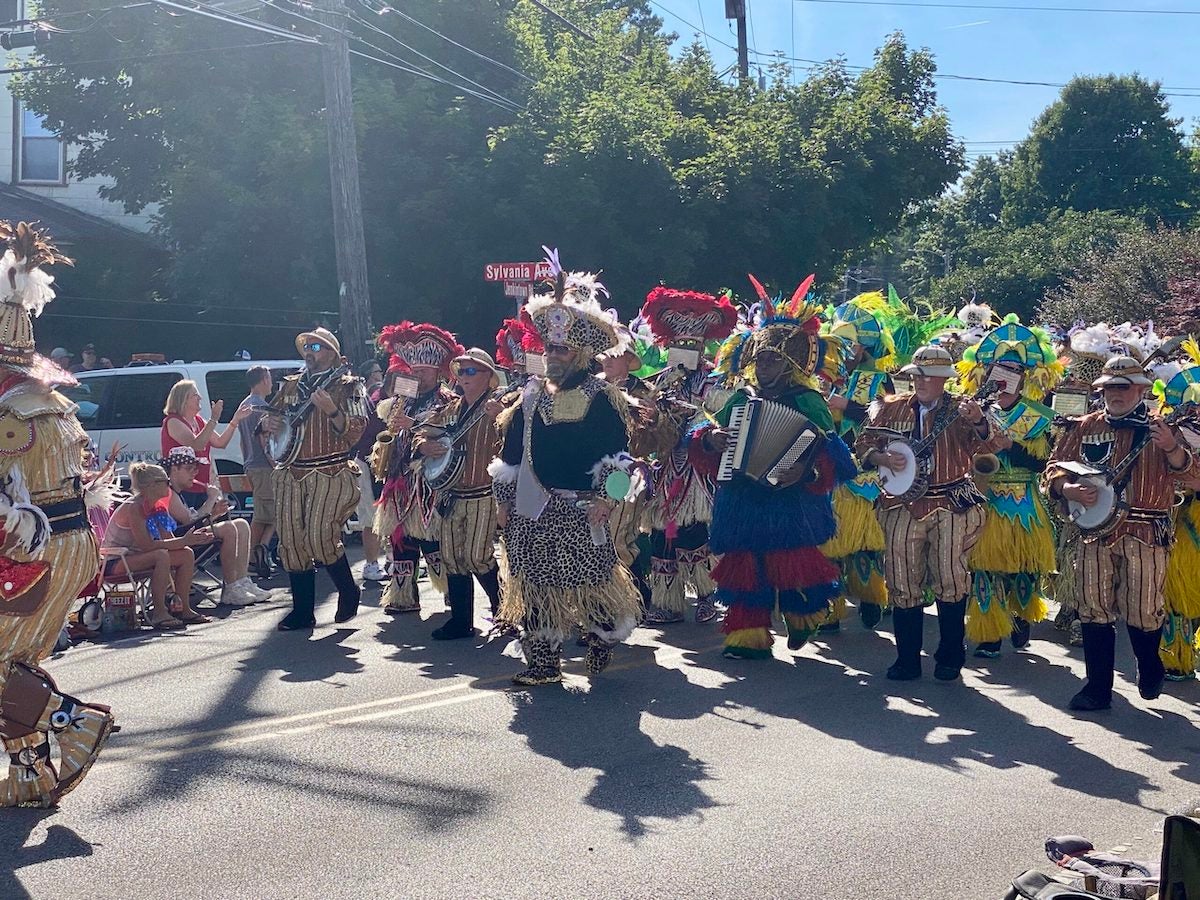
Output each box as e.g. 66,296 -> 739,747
820,292 -> 899,630
856,345 -> 1007,682
494,312 -> 542,391
1045,356 -> 1198,711
268,328 -> 368,630
957,315 -> 1064,657
491,249 -> 641,685
598,324 -> 655,602
372,322 -> 461,614
0,222 -> 115,807
1154,361 -> 1200,681
638,285 -> 738,625
413,348 -> 504,639
690,275 -> 857,659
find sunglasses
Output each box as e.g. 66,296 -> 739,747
457,366 -> 486,377
302,342 -> 327,353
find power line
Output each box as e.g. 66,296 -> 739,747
149,0 -> 320,43
522,0 -> 637,65
0,37 -> 301,76
353,0 -> 533,83
793,0 -> 1200,14
696,0 -> 711,55
347,46 -> 522,111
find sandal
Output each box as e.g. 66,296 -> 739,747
177,612 -> 212,624
149,615 -> 186,631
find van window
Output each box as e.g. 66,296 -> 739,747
60,378 -> 111,428
107,371 -> 182,429
206,370 -> 252,423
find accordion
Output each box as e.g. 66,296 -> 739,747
717,397 -> 824,487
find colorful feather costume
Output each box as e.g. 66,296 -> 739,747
957,314 -> 1064,650
692,274 -> 857,659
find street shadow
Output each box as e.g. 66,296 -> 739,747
0,810 -> 95,900
237,627 -> 364,686
504,643 -> 723,840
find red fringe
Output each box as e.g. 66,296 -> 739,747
721,603 -> 774,633
764,547 -> 839,590
687,427 -> 722,478
805,447 -> 837,495
712,552 -> 759,591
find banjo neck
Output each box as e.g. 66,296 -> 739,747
912,382 -> 998,458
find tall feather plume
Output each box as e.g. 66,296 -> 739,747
786,274 -> 816,318
747,273 -> 774,318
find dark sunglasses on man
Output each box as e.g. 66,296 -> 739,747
457,366 -> 484,377
303,341 -> 326,353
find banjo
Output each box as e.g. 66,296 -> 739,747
267,363 -> 352,468
418,389 -> 503,492
1061,402 -> 1200,537
874,380 -> 1001,502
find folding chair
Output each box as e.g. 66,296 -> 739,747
1159,815 -> 1200,900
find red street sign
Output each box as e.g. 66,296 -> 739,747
484,262 -> 553,283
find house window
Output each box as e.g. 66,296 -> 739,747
15,101 -> 65,184
0,1 -> 21,24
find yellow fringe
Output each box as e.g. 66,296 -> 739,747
1012,590 -> 1049,624
969,506 -> 1056,574
1165,501 -> 1200,618
824,595 -> 849,624
845,555 -> 887,607
1159,614 -> 1197,676
782,610 -> 828,635
822,483 -> 885,558
967,596 -> 1015,643
724,627 -> 774,650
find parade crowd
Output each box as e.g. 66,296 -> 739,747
2,225 -> 1199,810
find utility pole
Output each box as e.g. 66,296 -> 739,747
316,0 -> 372,364
725,0 -> 749,82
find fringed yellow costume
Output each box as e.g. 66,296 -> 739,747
957,315 -> 1064,655
1156,362 -> 1200,680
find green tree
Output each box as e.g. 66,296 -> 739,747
1004,75 -> 1196,226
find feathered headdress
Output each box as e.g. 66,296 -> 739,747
957,313 -> 1066,400
0,220 -> 75,386
525,247 -> 619,357
823,291 -> 898,372
377,321 -> 463,377
715,274 -> 843,390
846,285 -> 957,370
640,286 -> 738,350
494,310 -> 541,370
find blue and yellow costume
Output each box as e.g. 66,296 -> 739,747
957,315 -> 1064,654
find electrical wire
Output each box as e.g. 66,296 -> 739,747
792,0 -> 1200,15
0,37 -> 301,76
347,46 -> 522,112
695,0 -> 711,55
149,0 -> 320,43
353,0 -> 533,83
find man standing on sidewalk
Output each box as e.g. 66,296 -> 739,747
239,365 -> 277,580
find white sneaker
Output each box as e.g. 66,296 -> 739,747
221,583 -> 255,607
362,561 -> 387,582
236,577 -> 273,602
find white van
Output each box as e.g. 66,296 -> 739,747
62,359 -> 303,516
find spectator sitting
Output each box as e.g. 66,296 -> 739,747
71,343 -> 114,372
102,462 -> 214,628
161,447 -> 271,607
161,378 -> 251,501
237,365 -> 277,579
49,347 -> 73,371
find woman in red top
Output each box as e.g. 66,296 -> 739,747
161,379 -> 251,497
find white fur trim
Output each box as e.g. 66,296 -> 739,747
488,458 -> 518,483
587,452 -> 633,488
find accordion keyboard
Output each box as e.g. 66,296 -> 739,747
717,402 -> 750,482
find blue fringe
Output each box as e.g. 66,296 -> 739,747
825,432 -> 859,484
779,583 -> 839,615
710,477 -> 837,552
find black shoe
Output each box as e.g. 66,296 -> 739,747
974,641 -> 1002,659
1127,625 -> 1166,700
933,664 -> 962,682
431,621 -> 479,640
1068,689 -> 1111,712
886,660 -> 921,681
818,620 -> 841,635
278,611 -> 316,631
1010,617 -> 1031,649
860,602 -> 883,630
1069,622 -> 1116,711
326,555 -> 361,624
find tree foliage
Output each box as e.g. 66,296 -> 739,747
15,2 -> 961,354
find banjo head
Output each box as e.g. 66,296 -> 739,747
1069,478 -> 1116,531
423,436 -> 463,488
878,439 -> 918,497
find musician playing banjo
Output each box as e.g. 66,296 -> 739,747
1044,355 -> 1197,712
267,327 -> 369,631
412,348 -> 504,641
856,344 -> 1006,683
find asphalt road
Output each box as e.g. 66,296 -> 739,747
3,552 -> 1198,899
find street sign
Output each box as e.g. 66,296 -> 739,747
503,282 -> 531,299
484,262 -> 553,283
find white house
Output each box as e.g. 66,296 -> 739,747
1,0 -> 154,233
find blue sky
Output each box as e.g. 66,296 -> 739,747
647,0 -> 1200,165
